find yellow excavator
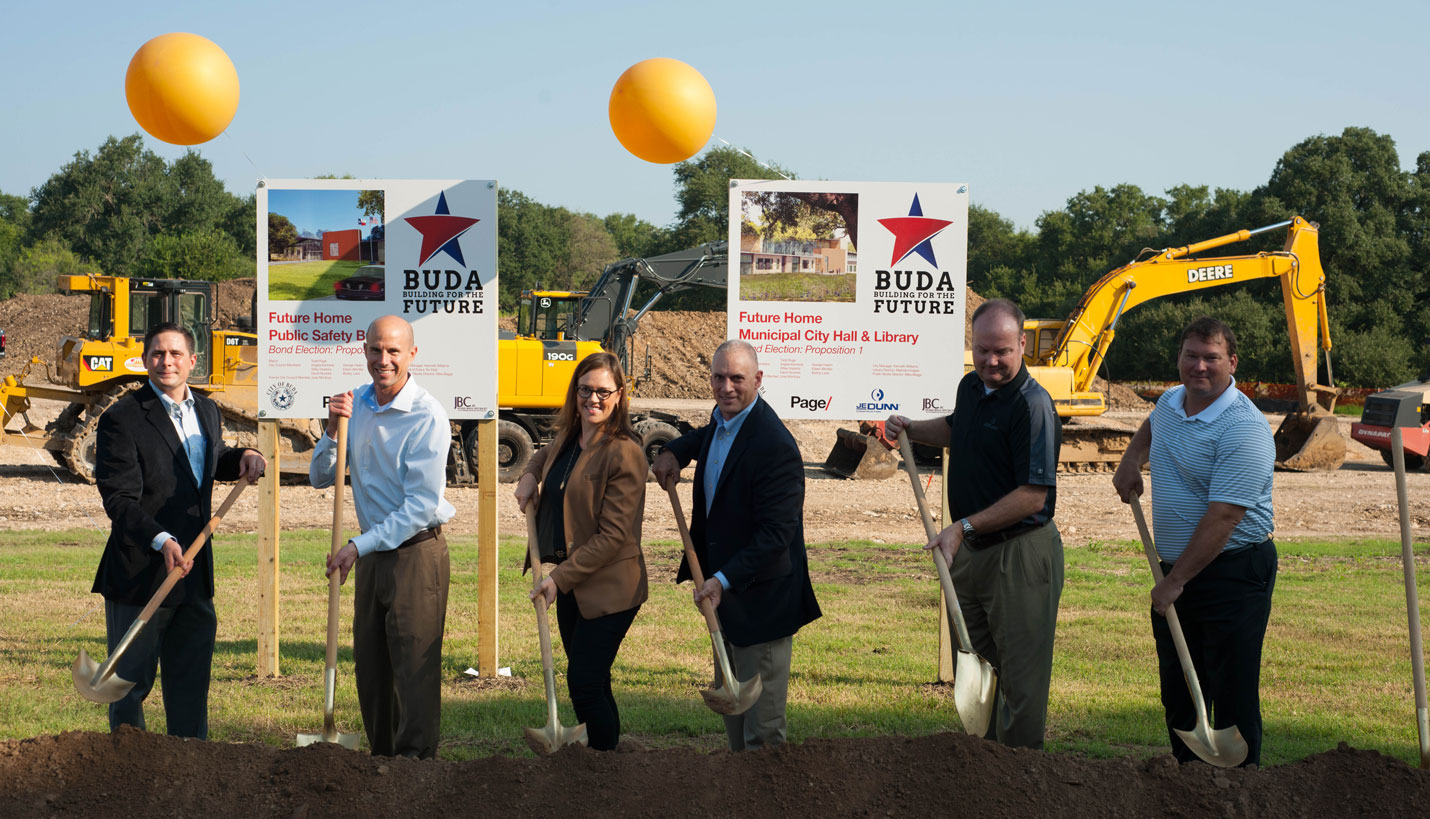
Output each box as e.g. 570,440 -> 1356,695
1025,215 -> 1343,471
0,275 -> 319,480
826,216 -> 1344,476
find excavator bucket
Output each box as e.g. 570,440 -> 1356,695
1274,406 -> 1346,471
822,428 -> 898,479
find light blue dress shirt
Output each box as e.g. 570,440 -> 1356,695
703,399 -> 757,590
150,381 -> 206,552
309,377 -> 456,556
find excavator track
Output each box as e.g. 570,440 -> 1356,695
1055,417 -> 1138,474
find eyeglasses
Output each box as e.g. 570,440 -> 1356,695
577,386 -> 620,401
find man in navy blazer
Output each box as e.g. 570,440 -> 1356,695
653,339 -> 821,750
92,322 -> 264,738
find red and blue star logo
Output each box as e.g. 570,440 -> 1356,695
878,194 -> 952,267
403,191 -> 480,267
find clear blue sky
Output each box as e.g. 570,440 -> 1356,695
3,1 -> 1428,232
266,188 -> 370,238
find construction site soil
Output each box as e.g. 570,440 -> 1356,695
4,285 -> 1429,816
2,727 -> 1427,819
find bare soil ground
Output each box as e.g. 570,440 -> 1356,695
2,727 -> 1427,819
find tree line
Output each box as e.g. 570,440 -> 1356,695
2,130 -> 1426,386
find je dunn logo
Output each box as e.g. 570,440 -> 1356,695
877,193 -> 953,267
403,191 -> 479,266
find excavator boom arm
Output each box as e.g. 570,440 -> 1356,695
1047,216 -> 1333,412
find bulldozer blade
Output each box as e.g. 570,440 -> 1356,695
822,428 -> 898,480
72,649 -> 136,704
1274,408 -> 1346,471
524,722 -> 588,755
703,635 -> 762,716
953,649 -> 997,738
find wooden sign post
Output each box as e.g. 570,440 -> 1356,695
257,419 -> 281,677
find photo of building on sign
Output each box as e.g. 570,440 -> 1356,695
737,191 -> 858,303
266,188 -> 385,301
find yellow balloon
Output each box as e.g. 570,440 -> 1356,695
608,58 -> 716,164
125,33 -> 240,146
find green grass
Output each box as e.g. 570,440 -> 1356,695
267,260 -> 366,301
3,531 -> 1428,766
739,273 -> 856,303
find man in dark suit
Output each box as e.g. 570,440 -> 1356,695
652,339 -> 821,750
92,322 -> 264,738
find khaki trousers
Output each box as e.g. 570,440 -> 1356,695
950,522 -> 1064,749
717,635 -> 793,751
353,534 -> 450,759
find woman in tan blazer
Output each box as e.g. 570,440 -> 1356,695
514,352 -> 649,750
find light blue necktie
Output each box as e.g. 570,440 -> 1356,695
175,404 -> 205,486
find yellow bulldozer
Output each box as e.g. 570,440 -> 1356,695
2,243 -> 729,485
0,275 -> 320,481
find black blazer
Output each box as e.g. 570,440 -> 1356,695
669,396 -> 821,647
92,383 -> 248,607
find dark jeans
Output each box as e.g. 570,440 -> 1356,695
555,590 -> 639,751
104,596 -> 217,739
1153,538 -> 1277,767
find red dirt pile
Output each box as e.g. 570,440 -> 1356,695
2,728 -> 1426,818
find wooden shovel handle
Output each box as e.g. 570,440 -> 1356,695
665,483 -> 724,635
896,431 -> 975,650
324,416 -> 348,670
134,480 -> 248,625
1130,496 -> 1204,696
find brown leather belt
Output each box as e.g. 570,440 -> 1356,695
397,525 -> 442,549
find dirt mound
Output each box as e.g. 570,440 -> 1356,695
1,729 -> 1425,818
0,293 -> 86,378
628,310 -> 727,398
1091,377 -> 1153,410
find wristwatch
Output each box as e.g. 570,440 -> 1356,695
960,517 -> 976,543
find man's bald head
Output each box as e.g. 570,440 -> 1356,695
365,315 -> 418,401
710,339 -> 762,420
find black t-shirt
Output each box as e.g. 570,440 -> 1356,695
536,436 -> 582,563
944,365 -> 1060,529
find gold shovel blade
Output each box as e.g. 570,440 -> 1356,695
953,649 -> 997,738
524,722 -> 588,754
1174,723 -> 1248,768
296,730 -> 360,749
72,649 -> 137,704
700,673 -> 762,716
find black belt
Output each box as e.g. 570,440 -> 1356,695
397,525 -> 442,549
968,522 -> 1044,550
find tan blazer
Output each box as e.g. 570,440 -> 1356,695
526,429 -> 649,619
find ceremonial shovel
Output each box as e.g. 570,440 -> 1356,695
664,483 -> 761,716
897,431 -> 997,738
298,415 -> 360,749
1130,495 -> 1248,767
523,501 -> 588,753
73,480 -> 249,703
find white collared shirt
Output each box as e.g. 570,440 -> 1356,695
309,377 -> 456,556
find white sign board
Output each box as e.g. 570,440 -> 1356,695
257,179 -> 497,419
727,180 -> 967,420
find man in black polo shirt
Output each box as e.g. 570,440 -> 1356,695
887,298 -> 1063,748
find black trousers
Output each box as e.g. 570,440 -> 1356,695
104,596 -> 217,739
555,590 -> 639,751
1152,538 -> 1276,767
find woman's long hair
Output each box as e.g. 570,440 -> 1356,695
553,352 -> 638,446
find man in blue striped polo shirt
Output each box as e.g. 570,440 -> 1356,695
1113,317 -> 1276,767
